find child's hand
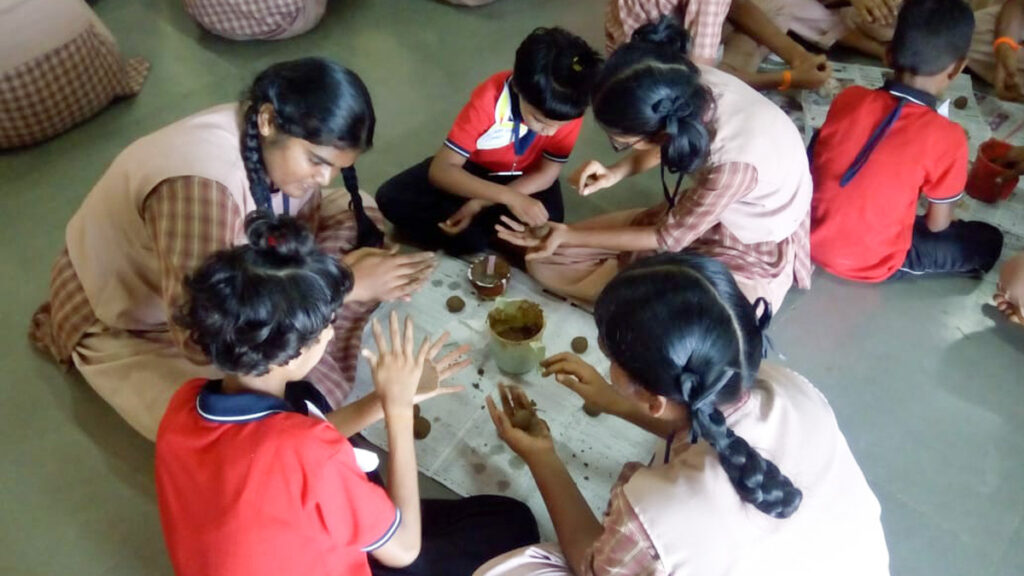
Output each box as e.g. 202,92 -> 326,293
345,247 -> 437,303
571,160 -> 624,196
362,311 -> 431,412
486,383 -> 555,461
541,353 -> 629,416
790,53 -> 832,90
439,199 -> 488,236
851,0 -> 898,25
413,332 -> 472,404
504,194 -> 549,228
495,216 -> 568,260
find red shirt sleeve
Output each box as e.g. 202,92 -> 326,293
445,73 -> 505,158
315,436 -> 400,552
922,126 -> 968,203
542,117 -> 583,163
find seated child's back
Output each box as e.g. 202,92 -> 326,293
810,83 -> 967,282
810,0 -> 1002,283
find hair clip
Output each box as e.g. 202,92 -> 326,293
572,56 -> 583,72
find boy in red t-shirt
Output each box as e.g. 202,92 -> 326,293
156,214 -> 538,576
810,0 -> 1003,283
377,27 -> 601,255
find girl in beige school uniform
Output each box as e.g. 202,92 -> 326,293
476,252 -> 891,576
499,18 -> 812,313
29,58 -> 437,440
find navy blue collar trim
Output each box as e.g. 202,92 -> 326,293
882,79 -> 938,109
507,80 -> 537,156
196,380 -> 331,424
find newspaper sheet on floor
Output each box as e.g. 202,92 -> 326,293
349,255 -> 660,539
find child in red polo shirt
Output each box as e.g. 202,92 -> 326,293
376,27 -> 601,255
810,0 -> 1003,283
157,214 -> 538,576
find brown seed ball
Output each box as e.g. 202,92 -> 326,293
413,416 -> 432,440
582,402 -> 602,417
953,96 -> 968,110
571,336 -> 589,354
510,409 -> 534,431
446,295 -> 466,313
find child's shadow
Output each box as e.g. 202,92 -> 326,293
936,305 -> 1024,419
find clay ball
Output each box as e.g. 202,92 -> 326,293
582,402 -> 602,418
413,416 -> 432,440
510,409 -> 534,431
953,96 -> 968,110
446,295 -> 466,313
571,336 -> 588,354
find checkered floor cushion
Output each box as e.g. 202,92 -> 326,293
0,2 -> 149,149
183,0 -> 328,40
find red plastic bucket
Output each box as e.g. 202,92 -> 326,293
966,139 -> 1018,203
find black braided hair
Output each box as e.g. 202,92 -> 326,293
242,104 -> 275,213
592,16 -> 716,206
594,252 -> 802,519
241,57 -> 384,247
174,212 -> 353,376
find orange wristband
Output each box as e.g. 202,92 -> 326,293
778,70 -> 793,91
994,36 -> 1021,52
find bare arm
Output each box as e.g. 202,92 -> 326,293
996,0 -> 1024,39
428,146 -> 517,204
727,0 -> 806,63
507,157 -> 563,196
368,405 -> 421,567
924,201 -> 954,233
563,225 -> 662,253
527,452 -> 605,572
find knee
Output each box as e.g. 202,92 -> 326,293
971,221 -> 1005,257
481,496 -> 540,545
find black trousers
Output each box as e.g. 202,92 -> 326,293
368,495 -> 540,576
376,157 -> 565,255
890,216 -> 1004,279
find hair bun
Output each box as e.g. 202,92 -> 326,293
245,212 -> 316,258
631,16 -> 690,56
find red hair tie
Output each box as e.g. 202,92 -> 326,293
267,236 -> 278,247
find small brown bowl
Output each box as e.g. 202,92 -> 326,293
468,255 -> 511,300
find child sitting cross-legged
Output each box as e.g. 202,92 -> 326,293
156,213 -> 538,576
810,0 -> 1003,282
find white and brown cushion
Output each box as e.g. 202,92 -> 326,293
0,0 -> 149,149
182,0 -> 328,40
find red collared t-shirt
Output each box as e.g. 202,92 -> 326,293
155,379 -> 399,576
810,86 -> 967,282
444,71 -> 583,175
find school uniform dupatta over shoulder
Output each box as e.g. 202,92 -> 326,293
30,104 -> 384,440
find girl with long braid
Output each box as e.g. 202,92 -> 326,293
498,17 -> 812,312
477,253 -> 890,576
29,58 -> 436,440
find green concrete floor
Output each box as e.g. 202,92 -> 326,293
1,0 -> 1022,574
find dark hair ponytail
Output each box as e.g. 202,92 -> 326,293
592,17 -> 714,206
241,57 -> 384,247
174,212 -> 353,376
513,27 -> 603,121
594,252 -> 802,519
